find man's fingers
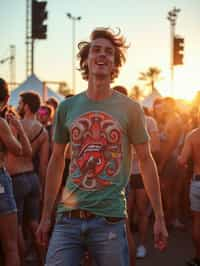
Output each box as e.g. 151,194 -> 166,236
154,233 -> 168,251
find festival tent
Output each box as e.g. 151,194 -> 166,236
9,74 -> 64,106
141,89 -> 162,108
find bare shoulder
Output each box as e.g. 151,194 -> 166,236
32,121 -> 48,142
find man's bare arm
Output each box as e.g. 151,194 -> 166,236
0,118 -> 22,155
4,114 -> 32,157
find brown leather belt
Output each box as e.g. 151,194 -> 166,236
63,210 -> 124,222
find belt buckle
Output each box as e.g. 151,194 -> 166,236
80,210 -> 86,219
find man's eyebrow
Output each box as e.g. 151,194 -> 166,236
106,47 -> 114,51
91,44 -> 101,48
91,44 -> 114,50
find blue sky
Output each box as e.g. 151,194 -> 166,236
1,0 -> 200,99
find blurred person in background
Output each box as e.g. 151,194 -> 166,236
46,96 -> 59,123
178,105 -> 200,266
6,91 -> 49,266
37,104 -> 54,154
157,97 -> 184,229
0,78 -> 31,266
128,110 -> 160,258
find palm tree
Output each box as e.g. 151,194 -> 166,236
129,85 -> 144,101
139,67 -> 162,93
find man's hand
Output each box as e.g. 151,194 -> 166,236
153,216 -> 168,251
6,113 -> 23,132
36,218 -> 52,247
177,155 -> 188,169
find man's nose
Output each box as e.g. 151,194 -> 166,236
99,49 -> 107,56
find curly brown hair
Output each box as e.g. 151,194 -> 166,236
77,27 -> 129,82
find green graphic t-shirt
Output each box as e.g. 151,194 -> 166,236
54,91 -> 149,217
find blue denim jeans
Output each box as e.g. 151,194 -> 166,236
46,214 -> 129,266
11,171 -> 40,224
0,167 -> 17,215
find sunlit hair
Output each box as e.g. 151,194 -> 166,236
153,97 -> 163,108
163,96 -> 176,110
46,96 -> 58,110
0,78 -> 9,102
20,91 -> 41,114
77,27 -> 129,82
113,85 -> 128,96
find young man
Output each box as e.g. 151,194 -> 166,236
0,78 -> 31,266
178,109 -> 200,266
37,27 -> 168,266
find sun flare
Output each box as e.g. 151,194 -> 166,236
159,66 -> 200,101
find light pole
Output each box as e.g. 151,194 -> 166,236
167,7 -> 181,96
66,12 -> 81,93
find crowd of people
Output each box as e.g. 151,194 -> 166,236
0,27 -> 199,266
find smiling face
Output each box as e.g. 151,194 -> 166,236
87,38 -> 115,80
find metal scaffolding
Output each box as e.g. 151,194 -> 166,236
26,0 -> 33,77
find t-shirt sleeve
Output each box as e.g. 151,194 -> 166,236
53,102 -> 70,144
128,102 -> 149,145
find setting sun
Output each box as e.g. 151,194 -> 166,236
172,66 -> 199,100
158,65 -> 199,101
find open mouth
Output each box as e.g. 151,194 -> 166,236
95,60 -> 107,66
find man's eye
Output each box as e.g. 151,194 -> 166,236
106,49 -> 114,55
93,47 -> 100,53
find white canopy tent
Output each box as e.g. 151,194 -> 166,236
141,89 -> 162,108
9,74 -> 64,106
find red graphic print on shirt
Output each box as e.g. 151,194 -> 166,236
70,111 -> 122,191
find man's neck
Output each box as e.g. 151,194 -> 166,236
87,76 -> 113,101
23,112 -> 35,120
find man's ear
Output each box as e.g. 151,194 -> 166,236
84,59 -> 88,68
24,103 -> 28,112
4,95 -> 9,105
